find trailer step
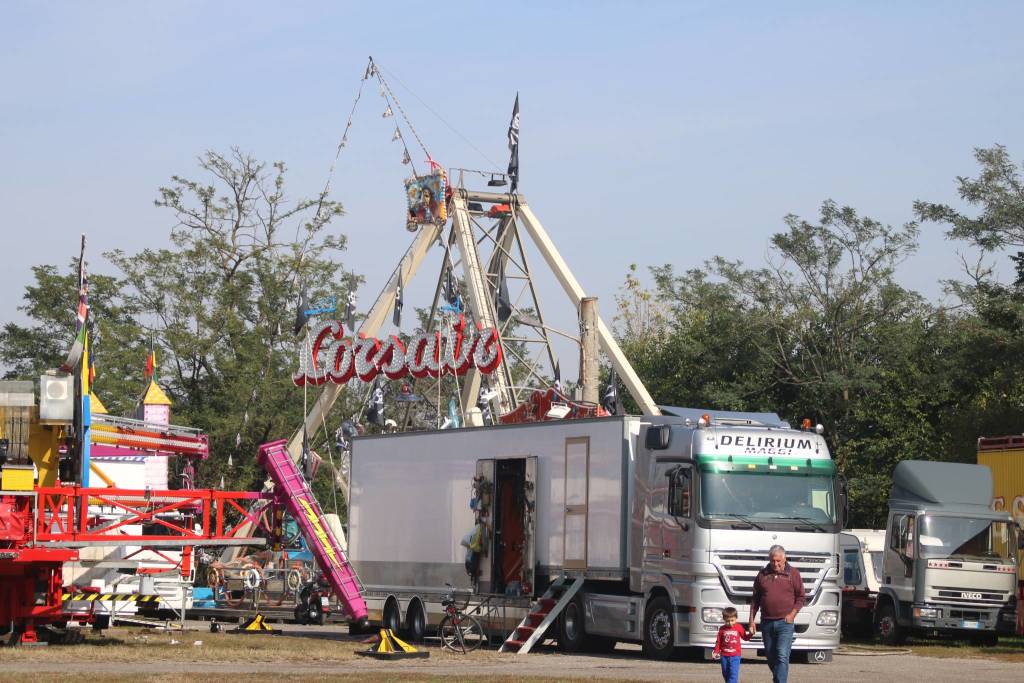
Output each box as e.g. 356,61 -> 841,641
499,576 -> 584,654
526,613 -> 545,627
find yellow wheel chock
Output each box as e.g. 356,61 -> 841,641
356,629 -> 430,659
228,613 -> 281,635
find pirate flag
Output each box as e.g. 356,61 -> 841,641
365,381 -> 385,426
495,260 -> 512,323
601,367 -> 625,416
393,269 -> 404,327
507,93 -> 520,194
344,290 -> 357,332
444,262 -> 459,306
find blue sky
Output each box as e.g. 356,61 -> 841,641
2,2 -> 1023,380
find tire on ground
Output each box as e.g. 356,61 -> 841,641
642,595 -> 676,660
874,599 -> 906,646
383,597 -> 402,632
557,596 -> 588,652
405,599 -> 427,643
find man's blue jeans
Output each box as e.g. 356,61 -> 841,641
760,618 -> 794,683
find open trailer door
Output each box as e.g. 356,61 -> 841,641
522,455 -> 538,596
475,456 -> 538,596
475,458 -> 495,593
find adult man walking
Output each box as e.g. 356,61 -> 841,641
748,545 -> 804,683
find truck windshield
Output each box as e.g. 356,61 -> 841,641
699,472 -> 837,525
918,516 -> 1016,562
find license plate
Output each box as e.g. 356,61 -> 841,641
961,620 -> 980,629
320,597 -> 330,607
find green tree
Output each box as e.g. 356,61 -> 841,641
915,144 -> 1024,280
915,144 -> 1024,461
616,201 -> 947,526
0,263 -> 148,416
0,149 -> 361,507
106,148 -> 361,495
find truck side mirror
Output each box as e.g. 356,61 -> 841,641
646,425 -> 671,450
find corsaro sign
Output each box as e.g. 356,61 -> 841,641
293,317 -> 502,387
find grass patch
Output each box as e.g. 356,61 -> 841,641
842,634 -> 1024,663
0,627 -> 512,665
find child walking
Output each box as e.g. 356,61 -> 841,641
712,607 -> 751,683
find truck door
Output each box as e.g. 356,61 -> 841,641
564,437 -> 590,570
883,512 -> 916,603
645,462 -> 693,569
475,458 -> 495,593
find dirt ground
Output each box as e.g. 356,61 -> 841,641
1,622 -> 1022,682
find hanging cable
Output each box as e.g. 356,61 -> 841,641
371,60 -> 434,171
376,63 -> 503,173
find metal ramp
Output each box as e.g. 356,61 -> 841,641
257,440 -> 368,622
499,575 -> 584,654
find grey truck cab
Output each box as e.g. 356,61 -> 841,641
875,460 -> 1018,645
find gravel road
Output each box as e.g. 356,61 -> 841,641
1,621 -> 1018,682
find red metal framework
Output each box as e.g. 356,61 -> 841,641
0,486 -> 269,645
32,486 -> 267,545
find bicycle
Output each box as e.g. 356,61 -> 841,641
438,583 -> 485,653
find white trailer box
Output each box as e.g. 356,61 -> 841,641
350,417 -> 631,595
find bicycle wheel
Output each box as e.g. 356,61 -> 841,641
438,614 -> 485,653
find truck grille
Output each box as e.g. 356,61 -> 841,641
930,586 -> 1010,608
711,550 -> 831,600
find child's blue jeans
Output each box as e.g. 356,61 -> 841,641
720,654 -> 741,683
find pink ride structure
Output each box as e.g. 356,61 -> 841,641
257,440 -> 368,622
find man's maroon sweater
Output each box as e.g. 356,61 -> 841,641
751,562 -> 805,620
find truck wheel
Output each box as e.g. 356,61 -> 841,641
383,599 -> 402,633
642,596 -> 675,660
558,596 -> 587,652
406,601 -> 426,644
874,601 -> 906,646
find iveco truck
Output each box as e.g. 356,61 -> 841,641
874,460 -> 1018,645
348,409 -> 846,661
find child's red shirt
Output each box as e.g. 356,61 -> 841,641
713,623 -> 750,657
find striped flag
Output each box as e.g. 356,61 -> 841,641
59,235 -> 89,373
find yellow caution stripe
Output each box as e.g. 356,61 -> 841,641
62,593 -> 162,603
